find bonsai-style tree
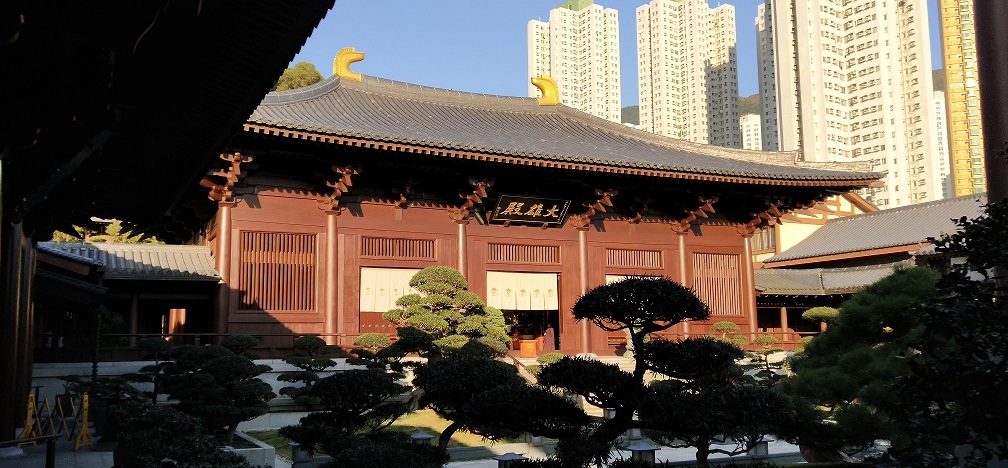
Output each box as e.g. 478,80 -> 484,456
383,266 -> 510,356
277,335 -> 338,410
640,337 -> 796,466
432,276 -> 796,467
710,320 -> 748,348
160,335 -> 275,444
110,400 -> 252,468
124,337 -> 174,405
887,199 -> 1008,465
802,306 -> 840,332
280,368 -> 444,467
781,266 -> 940,460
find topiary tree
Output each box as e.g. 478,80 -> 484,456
781,266 -> 940,460
160,335 -> 275,444
383,266 -> 509,357
441,276 -> 797,467
277,335 -> 337,410
711,320 -> 740,339
111,400 -> 252,468
123,337 -> 174,405
280,368 -> 445,467
802,306 -> 840,332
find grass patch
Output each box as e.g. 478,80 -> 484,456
243,430 -> 293,461
245,409 -> 524,458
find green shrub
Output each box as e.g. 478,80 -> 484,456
711,320 -> 740,337
536,352 -> 565,366
354,333 -> 392,350
410,266 -> 468,293
802,306 -> 840,323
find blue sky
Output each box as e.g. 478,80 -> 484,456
290,0 -> 942,106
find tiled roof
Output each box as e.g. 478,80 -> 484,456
37,242 -> 219,281
755,263 -> 907,295
764,195 -> 987,264
247,75 -> 880,185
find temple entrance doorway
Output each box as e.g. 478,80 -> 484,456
486,271 -> 560,354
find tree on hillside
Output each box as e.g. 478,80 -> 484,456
621,105 -> 639,125
739,94 -> 760,116
888,199 -> 1008,465
272,62 -> 323,92
781,267 -> 940,460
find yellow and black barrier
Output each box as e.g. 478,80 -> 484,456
16,392 -> 92,450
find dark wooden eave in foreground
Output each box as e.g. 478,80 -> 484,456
1,0 -> 334,241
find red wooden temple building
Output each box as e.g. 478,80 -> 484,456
187,51 -> 881,355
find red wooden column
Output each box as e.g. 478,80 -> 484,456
576,225 -> 591,354
670,222 -> 691,337
780,306 -> 790,342
214,200 -> 236,337
318,166 -> 357,346
737,224 -> 760,343
322,209 -> 339,345
449,180 -> 490,281
201,153 -> 253,340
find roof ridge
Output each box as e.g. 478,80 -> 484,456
824,193 -> 987,225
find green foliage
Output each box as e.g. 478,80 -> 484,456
278,335 -> 337,410
384,266 -> 509,357
272,62 -> 323,92
279,369 -> 441,465
410,265 -> 468,293
711,320 -> 740,337
536,352 -> 565,366
220,334 -> 259,356
802,306 -> 840,323
110,400 -> 252,468
538,357 -> 636,409
887,199 -> 1008,465
161,338 -> 275,444
51,219 -> 163,244
354,332 -> 392,351
781,266 -> 940,455
572,276 -> 710,351
124,338 -> 174,404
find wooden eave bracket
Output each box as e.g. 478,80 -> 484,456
201,152 -> 253,203
570,189 -> 616,229
670,197 -> 717,234
317,165 -> 359,213
449,178 -> 493,222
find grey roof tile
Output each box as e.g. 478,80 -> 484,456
755,263 -> 907,295
764,195 -> 987,263
248,75 -> 880,183
37,242 -> 220,281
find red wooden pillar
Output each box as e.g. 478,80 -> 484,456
741,233 -> 758,341
214,200 -> 236,338
323,209 -> 340,345
456,219 -> 468,279
577,226 -> 591,354
676,232 -> 690,337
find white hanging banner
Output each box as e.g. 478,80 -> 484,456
359,268 -> 421,313
605,275 -> 630,285
486,271 -> 559,311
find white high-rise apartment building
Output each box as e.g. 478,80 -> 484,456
741,114 -> 763,150
768,0 -> 941,208
755,3 -> 778,151
528,0 -> 621,123
637,0 -> 741,148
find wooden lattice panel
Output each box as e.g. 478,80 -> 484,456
238,232 -> 317,312
691,252 -> 743,316
488,243 -> 560,264
360,237 -> 436,260
606,248 -> 663,269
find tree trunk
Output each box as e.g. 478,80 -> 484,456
226,423 -> 238,445
439,420 -> 461,456
695,443 -> 711,467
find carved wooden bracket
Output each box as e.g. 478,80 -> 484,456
394,183 -> 411,208
570,190 -> 616,230
448,179 -> 492,222
200,152 -> 252,203
317,165 -> 359,213
670,197 -> 717,235
737,200 -> 784,237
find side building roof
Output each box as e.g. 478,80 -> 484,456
763,194 -> 987,266
245,74 -> 881,187
755,262 -> 909,296
37,242 -> 219,281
